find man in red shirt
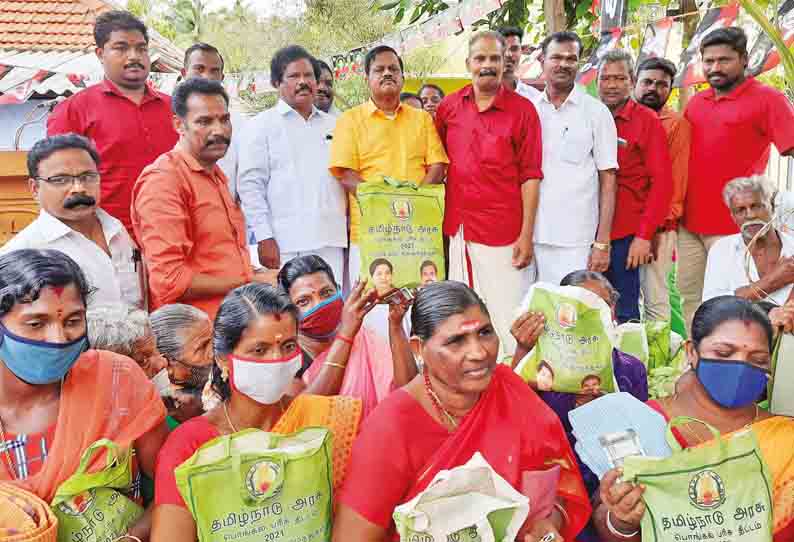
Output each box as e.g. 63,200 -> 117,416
48,10 -> 178,236
435,30 -> 543,356
680,27 -> 794,333
597,50 -> 672,323
634,57 -> 691,323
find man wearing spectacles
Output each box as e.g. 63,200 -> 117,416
0,134 -> 144,310
47,10 -> 178,238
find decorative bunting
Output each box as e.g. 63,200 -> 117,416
636,17 -> 674,70
577,28 -> 623,86
600,0 -> 628,33
746,0 -> 794,77
674,2 -> 740,87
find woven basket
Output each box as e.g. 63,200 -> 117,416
0,483 -> 58,542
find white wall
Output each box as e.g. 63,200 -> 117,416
0,100 -> 49,151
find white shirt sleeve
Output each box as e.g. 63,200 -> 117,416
237,113 -> 275,243
592,101 -> 619,172
702,238 -> 734,302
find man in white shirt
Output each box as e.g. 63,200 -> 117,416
182,42 -> 245,201
532,31 -> 618,285
1,134 -> 143,308
704,175 -> 794,305
500,26 -> 541,100
238,45 -> 347,281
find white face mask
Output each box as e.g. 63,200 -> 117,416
151,368 -> 172,397
230,352 -> 302,405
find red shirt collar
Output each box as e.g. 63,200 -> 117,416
100,77 -> 162,104
613,98 -> 636,121
461,83 -> 508,111
703,76 -> 757,102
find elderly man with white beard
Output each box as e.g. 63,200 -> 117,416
703,175 -> 794,305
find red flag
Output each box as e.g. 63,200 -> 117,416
674,2 -> 739,87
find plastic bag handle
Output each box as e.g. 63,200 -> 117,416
230,434 -> 286,506
383,176 -> 419,190
75,439 -> 120,475
666,416 -> 721,452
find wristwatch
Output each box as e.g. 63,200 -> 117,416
591,241 -> 610,251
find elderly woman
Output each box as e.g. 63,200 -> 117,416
87,304 -> 170,394
704,175 -> 794,305
332,281 -> 591,542
150,304 -> 213,423
595,296 -> 794,541
278,255 -> 415,417
0,249 -> 167,539
152,283 -> 362,541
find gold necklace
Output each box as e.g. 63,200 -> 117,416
675,398 -> 759,446
222,399 -> 286,434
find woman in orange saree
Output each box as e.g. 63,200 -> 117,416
0,250 -> 167,538
332,281 -> 591,542
595,296 -> 794,541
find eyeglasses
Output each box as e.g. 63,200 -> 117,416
35,172 -> 100,187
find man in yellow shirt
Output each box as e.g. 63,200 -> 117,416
330,45 -> 449,285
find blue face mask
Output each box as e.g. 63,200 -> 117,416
695,358 -> 769,409
0,323 -> 88,385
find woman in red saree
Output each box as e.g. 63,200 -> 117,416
332,281 -> 591,542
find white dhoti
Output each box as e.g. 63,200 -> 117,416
449,227 -> 535,359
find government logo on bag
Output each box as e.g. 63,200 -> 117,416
245,460 -> 281,498
391,200 -> 413,221
556,303 -> 577,329
57,490 -> 95,515
688,470 -> 726,511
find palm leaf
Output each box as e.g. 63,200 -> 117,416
739,0 -> 794,98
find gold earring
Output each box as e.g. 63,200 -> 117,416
221,365 -> 229,382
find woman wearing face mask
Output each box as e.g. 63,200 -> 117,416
332,281 -> 591,542
151,283 -> 362,542
595,296 -> 794,541
0,249 -> 168,540
277,255 -> 416,417
150,303 -> 214,425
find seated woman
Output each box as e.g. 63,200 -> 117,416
150,303 -> 214,424
595,296 -> 794,541
332,281 -> 591,542
152,283 -> 362,541
277,255 -> 416,416
87,304 -> 170,396
512,270 -> 648,407
0,249 -> 168,539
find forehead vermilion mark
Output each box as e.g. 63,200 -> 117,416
273,313 -> 281,321
460,320 -> 482,333
52,286 -> 65,298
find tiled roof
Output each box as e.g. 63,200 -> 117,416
0,0 -> 183,71
0,0 -> 108,51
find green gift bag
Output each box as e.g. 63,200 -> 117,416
514,283 -> 617,393
356,177 -> 445,289
623,416 -> 773,542
51,439 -> 143,542
617,323 -> 649,366
174,427 -> 333,542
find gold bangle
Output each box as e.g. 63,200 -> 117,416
325,362 -> 347,370
592,241 -> 610,251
